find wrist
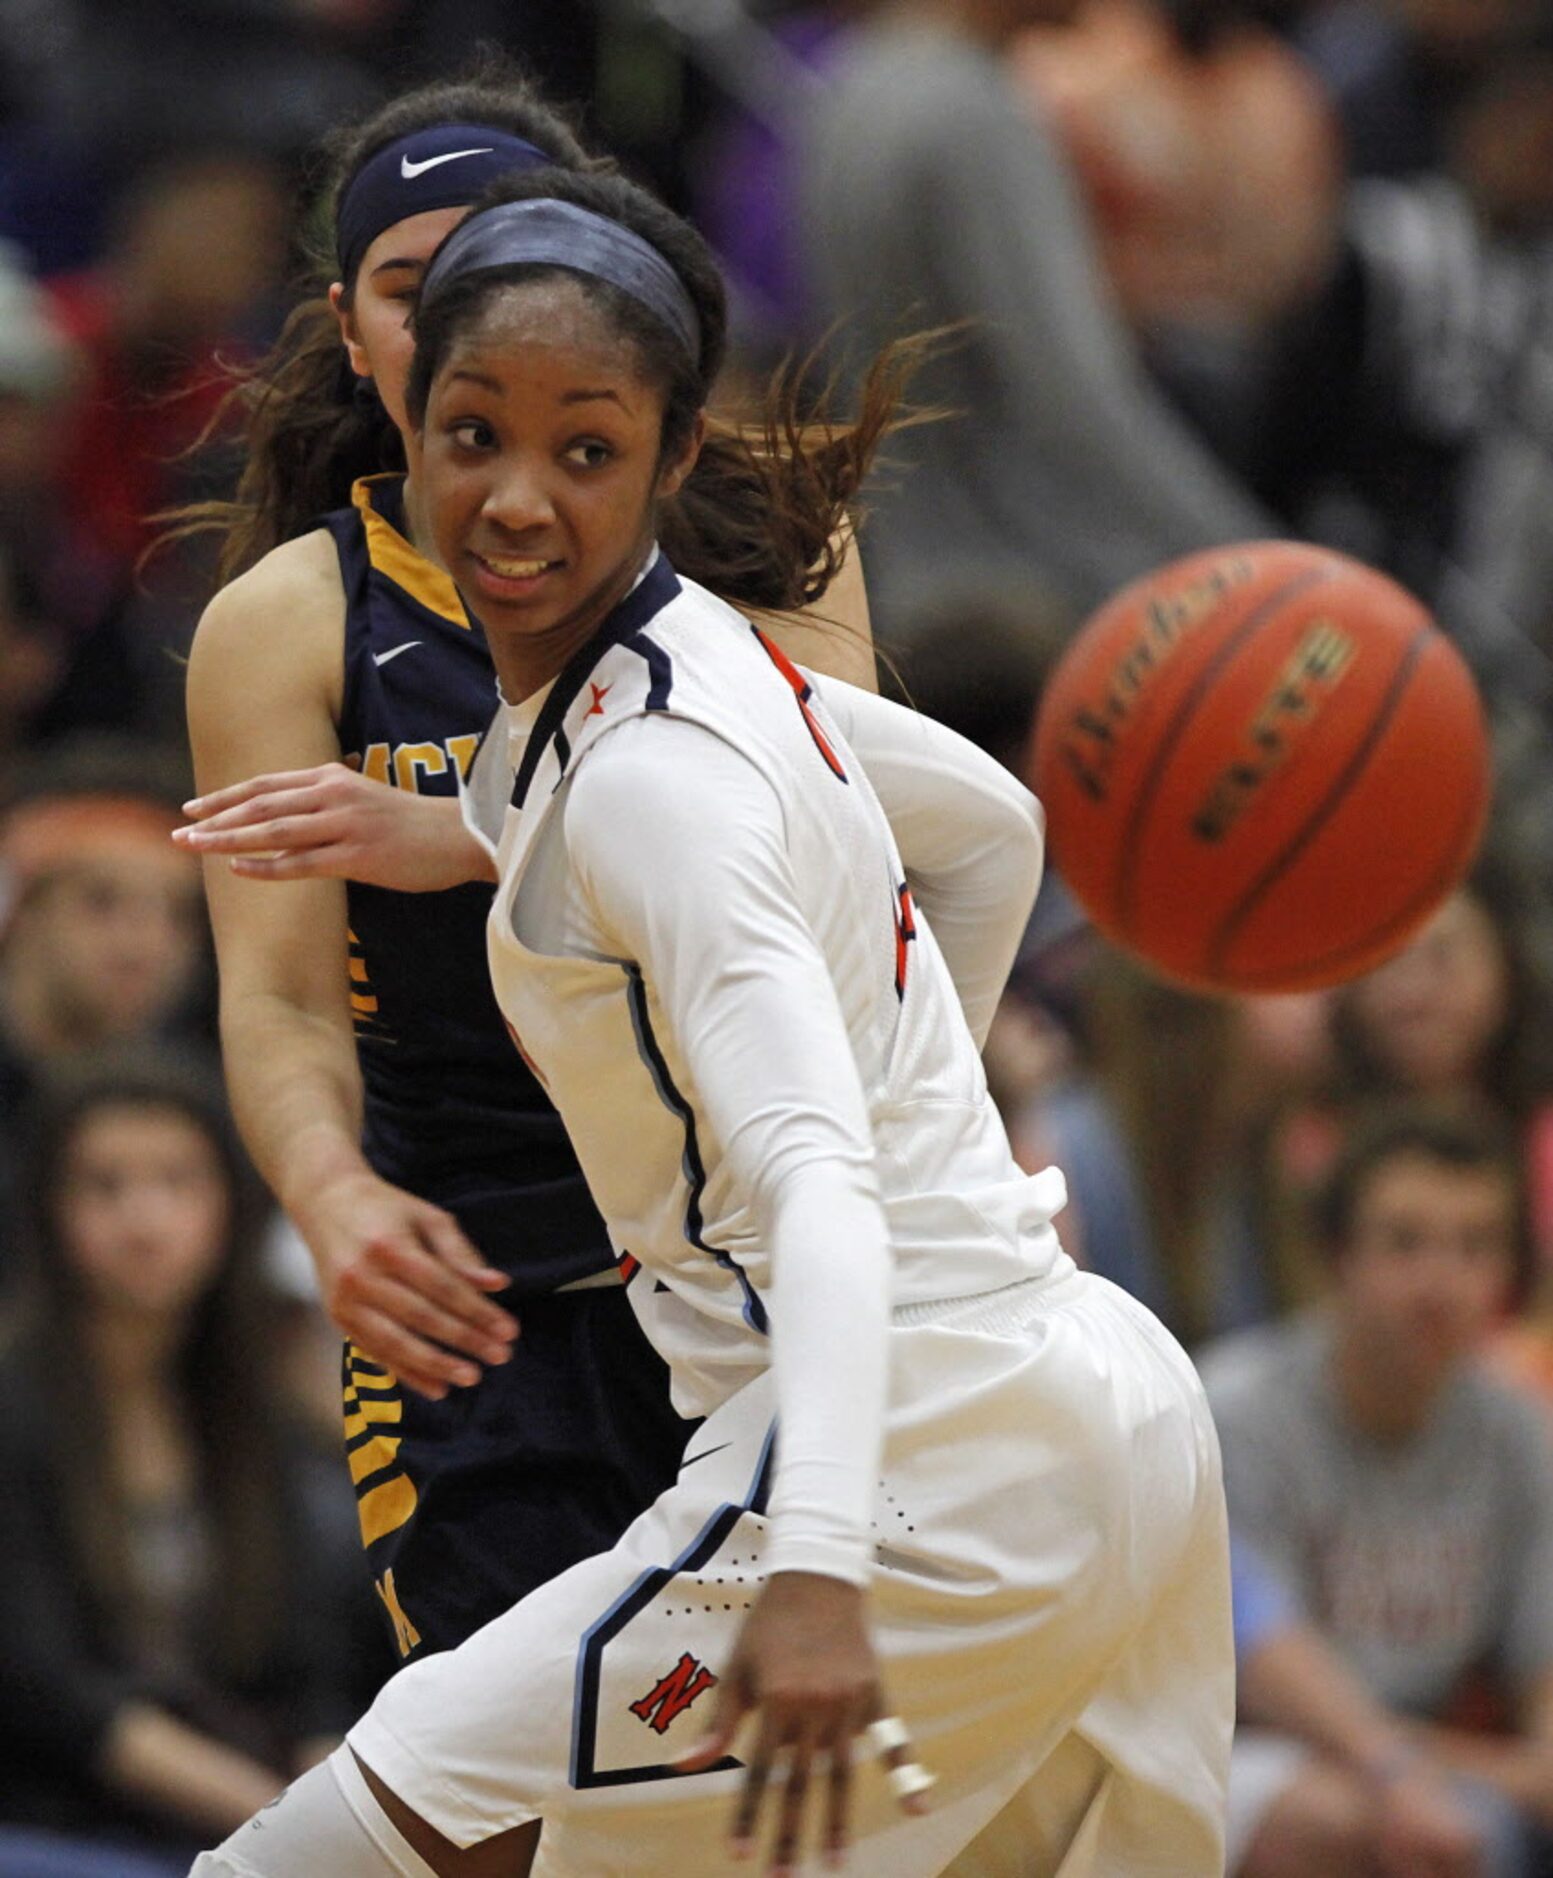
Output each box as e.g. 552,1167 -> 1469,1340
279,1134 -> 378,1229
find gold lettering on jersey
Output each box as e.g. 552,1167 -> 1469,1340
375,1569 -> 422,1657
342,735 -> 485,794
1059,555 -> 1256,803
1191,622 -> 1357,843
394,742 -> 448,792
446,733 -> 481,781
345,743 -> 391,786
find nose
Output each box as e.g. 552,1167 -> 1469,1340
483,454 -> 556,536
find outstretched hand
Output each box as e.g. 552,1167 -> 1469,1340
298,1167 -> 518,1399
175,762 -> 495,893
676,1572 -> 930,1874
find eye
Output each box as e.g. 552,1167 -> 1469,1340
564,438 -> 614,469
450,419 -> 497,451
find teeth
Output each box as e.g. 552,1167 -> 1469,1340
485,556 -> 550,578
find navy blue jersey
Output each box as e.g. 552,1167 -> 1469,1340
324,477 -> 689,1662
327,474 -> 609,1295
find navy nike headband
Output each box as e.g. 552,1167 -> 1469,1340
420,197 -> 702,362
336,125 -> 554,284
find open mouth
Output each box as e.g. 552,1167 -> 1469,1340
481,553 -> 556,579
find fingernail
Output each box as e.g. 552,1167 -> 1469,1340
453,1364 -> 481,1387
183,797 -> 203,811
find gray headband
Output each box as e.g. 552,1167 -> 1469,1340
419,197 -> 701,361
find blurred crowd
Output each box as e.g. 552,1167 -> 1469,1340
2,0 -> 1553,1873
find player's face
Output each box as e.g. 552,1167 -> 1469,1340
55,1105 -> 231,1321
418,279 -> 700,693
331,205 -> 470,438
1345,891 -> 1509,1092
1336,1153 -> 1517,1385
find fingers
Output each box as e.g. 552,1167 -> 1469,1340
730,1722 -> 776,1862
357,1269 -> 516,1370
340,1303 -> 477,1400
823,1737 -> 853,1871
331,1240 -> 518,1370
867,1712 -> 934,1818
721,1700 -> 905,1873
422,1214 -> 514,1292
676,1667 -> 751,1775
768,1725 -> 820,1877
184,766 -> 342,819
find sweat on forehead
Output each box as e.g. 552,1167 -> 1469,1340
439,273 -> 658,369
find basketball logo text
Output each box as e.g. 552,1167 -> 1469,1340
1191,622 -> 1357,843
1058,556 -> 1255,803
630,1653 -> 719,1735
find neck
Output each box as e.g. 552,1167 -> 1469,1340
1329,1320 -> 1448,1443
399,473 -> 450,574
88,1307 -> 183,1397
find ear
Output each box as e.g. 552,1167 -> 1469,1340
657,411 -> 706,502
329,281 -> 372,381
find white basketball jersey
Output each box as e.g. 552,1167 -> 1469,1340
470,556 -> 1065,1419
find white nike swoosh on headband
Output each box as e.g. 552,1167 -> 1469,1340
373,640 -> 422,667
400,148 -> 494,179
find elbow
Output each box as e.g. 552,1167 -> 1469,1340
1007,782 -> 1046,906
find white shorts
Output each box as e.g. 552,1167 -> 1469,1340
350,1268 -> 1234,1876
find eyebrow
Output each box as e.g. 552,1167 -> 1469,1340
441,373 -> 629,409
370,257 -> 426,279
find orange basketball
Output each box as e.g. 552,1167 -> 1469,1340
1029,541 -> 1492,993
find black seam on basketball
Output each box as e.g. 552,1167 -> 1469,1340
1204,624 -> 1436,980
1216,763 -> 1486,989
1114,563 -> 1333,939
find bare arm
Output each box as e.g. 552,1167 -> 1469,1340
749,525 -> 878,693
1420,1668 -> 1553,1831
1240,1622 -> 1485,1877
187,539 -> 515,1395
97,1702 -> 284,1839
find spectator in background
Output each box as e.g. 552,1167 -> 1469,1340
0,740 -> 207,1197
0,241 -> 156,765
1011,951 -> 1335,1344
0,1050 -> 372,1875
1201,1100 -> 1553,1876
1231,1533 -> 1485,1878
1331,851 -> 1553,1261
1012,0 -> 1342,472
1297,0 -> 1541,181
795,0 -> 1270,638
44,149 -> 288,585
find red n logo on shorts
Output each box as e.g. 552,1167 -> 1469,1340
630,1652 -> 718,1735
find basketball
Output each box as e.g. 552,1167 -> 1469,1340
1029,541 -> 1492,994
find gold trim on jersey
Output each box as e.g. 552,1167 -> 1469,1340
344,1343 -> 419,1549
351,475 -> 469,629
347,926 -> 393,1041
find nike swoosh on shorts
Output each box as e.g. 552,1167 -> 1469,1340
400,148 -> 494,179
373,640 -> 422,667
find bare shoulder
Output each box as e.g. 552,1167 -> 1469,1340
193,529 -> 343,664
187,529 -> 348,782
